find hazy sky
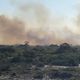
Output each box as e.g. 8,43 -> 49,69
0,0 -> 80,45
0,0 -> 79,17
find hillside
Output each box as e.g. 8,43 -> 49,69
0,43 -> 80,80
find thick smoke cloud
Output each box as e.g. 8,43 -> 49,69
0,14 -> 80,45
0,0 -> 80,45
0,15 -> 26,44
0,15 -> 57,45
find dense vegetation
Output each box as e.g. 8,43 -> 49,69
0,43 -> 80,79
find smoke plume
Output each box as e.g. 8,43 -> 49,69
0,0 -> 80,45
